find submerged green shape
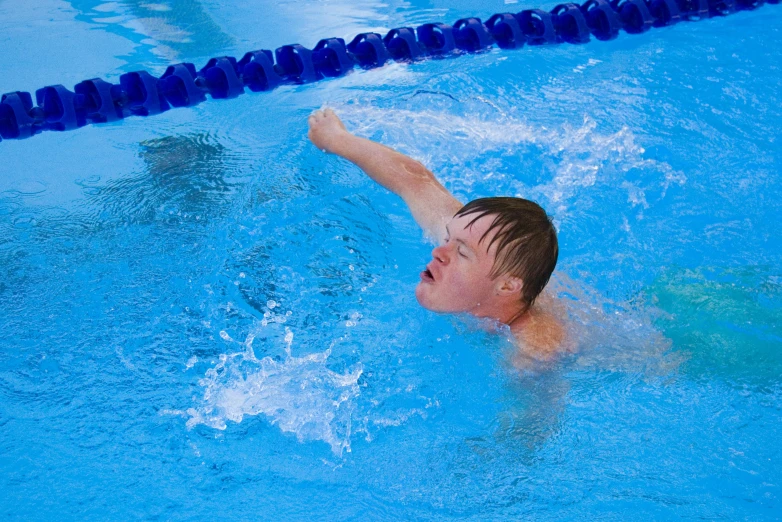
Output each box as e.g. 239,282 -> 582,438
648,266 -> 782,385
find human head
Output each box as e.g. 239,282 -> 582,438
415,197 -> 558,320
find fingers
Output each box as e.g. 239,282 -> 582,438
309,108 -> 337,120
308,110 -> 326,128
308,108 -> 342,132
308,109 -> 325,127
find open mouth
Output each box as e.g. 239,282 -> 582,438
420,267 -> 435,283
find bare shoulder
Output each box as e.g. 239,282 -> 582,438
511,297 -> 571,362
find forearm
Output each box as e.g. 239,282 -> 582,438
330,134 -> 439,201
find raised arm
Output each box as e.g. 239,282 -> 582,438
308,108 -> 463,242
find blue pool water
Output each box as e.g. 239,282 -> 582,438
2,0 -> 781,519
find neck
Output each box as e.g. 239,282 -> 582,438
505,306 -> 528,326
470,299 -> 529,327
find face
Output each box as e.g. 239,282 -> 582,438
415,213 -> 503,315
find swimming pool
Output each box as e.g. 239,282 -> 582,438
1,0 -> 781,519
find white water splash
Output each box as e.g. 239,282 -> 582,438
186,327 -> 363,456
336,105 -> 686,218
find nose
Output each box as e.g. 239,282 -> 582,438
431,244 -> 450,265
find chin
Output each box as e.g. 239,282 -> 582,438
415,283 -> 456,312
414,283 -> 432,309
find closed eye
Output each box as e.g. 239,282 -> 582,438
444,228 -> 469,258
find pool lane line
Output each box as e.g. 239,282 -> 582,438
0,0 -> 777,143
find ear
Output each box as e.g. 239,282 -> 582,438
495,276 -> 523,297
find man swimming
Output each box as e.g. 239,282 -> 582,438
308,108 -> 564,360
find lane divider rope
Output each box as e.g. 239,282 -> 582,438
0,0 -> 775,142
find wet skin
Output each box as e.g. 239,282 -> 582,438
308,108 -> 565,361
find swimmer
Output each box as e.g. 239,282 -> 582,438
308,108 -> 564,360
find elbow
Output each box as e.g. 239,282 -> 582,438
401,158 -> 433,183
398,158 -> 437,197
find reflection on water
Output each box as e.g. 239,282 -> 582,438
120,0 -> 233,56
69,0 -> 234,61
80,133 -> 238,225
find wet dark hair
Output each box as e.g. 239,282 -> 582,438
455,197 -> 558,309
